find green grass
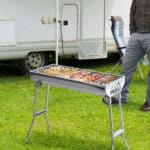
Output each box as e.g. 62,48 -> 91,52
0,55 -> 150,150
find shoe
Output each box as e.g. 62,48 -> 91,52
103,96 -> 127,105
140,101 -> 150,111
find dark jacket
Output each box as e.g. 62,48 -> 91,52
130,0 -> 150,33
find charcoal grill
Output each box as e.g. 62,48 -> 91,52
25,64 -> 129,150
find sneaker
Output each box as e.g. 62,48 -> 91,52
140,101 -> 150,111
103,96 -> 127,105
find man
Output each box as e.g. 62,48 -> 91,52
104,0 -> 150,111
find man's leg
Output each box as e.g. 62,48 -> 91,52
120,33 -> 145,102
103,33 -> 144,104
140,70 -> 150,111
146,71 -> 150,104
140,33 -> 150,111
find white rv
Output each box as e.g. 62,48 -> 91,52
0,0 -> 132,71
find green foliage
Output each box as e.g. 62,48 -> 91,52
0,56 -> 149,150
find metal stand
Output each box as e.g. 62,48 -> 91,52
25,81 -> 129,149
111,57 -> 144,80
108,94 -> 129,150
25,82 -> 50,143
137,64 -> 144,80
111,57 -> 122,74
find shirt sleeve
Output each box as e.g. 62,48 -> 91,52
130,0 -> 136,33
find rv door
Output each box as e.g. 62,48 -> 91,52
61,4 -> 78,41
79,0 -> 107,59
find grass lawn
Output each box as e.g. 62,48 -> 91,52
0,55 -> 149,150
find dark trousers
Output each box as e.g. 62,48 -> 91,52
121,33 -> 150,102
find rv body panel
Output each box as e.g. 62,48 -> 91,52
0,0 -> 132,61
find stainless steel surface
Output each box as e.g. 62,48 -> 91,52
30,64 -> 125,97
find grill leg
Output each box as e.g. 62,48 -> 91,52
44,85 -> 50,132
118,93 -> 129,150
108,97 -> 115,150
25,82 -> 50,143
108,95 -> 129,150
25,83 -> 39,143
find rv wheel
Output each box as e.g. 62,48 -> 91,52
23,52 -> 48,72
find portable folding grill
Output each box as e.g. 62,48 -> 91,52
25,64 -> 129,150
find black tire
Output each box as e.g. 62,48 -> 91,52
23,52 -> 49,73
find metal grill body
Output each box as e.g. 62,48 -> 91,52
25,64 -> 129,150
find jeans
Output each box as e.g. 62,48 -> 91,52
120,33 -> 150,102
